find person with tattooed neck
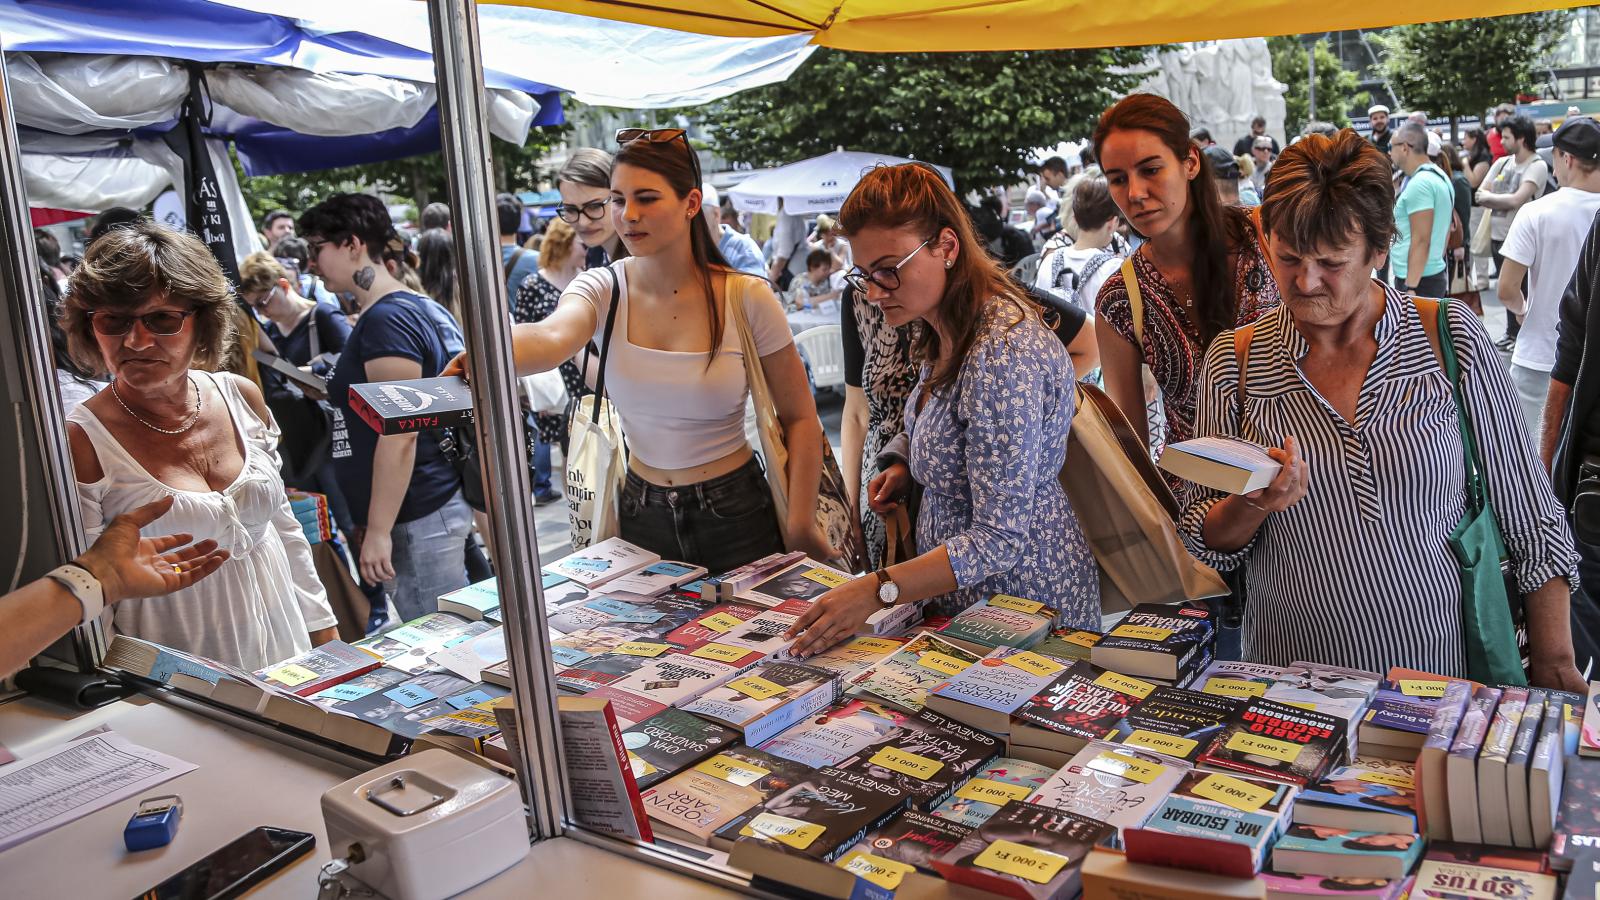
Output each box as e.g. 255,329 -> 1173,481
445,129 -> 837,571
300,193 -> 473,622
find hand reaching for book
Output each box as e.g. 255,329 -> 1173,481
785,575 -> 879,658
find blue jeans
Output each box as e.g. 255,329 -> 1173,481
533,437 -> 554,497
387,490 -> 473,622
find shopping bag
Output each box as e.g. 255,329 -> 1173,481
728,276 -> 868,573
521,368 -> 569,415
1470,202 -> 1494,257
565,266 -> 626,550
1061,383 -> 1229,614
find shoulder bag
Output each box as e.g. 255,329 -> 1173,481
727,274 -> 868,573
565,266 -> 628,549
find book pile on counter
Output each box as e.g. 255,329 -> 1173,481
105,536 -> 1600,900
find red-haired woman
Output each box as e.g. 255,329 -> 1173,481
787,164 -> 1099,656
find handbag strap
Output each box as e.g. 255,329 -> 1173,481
586,264 -> 623,421
1232,322 -> 1257,422
1122,256 -> 1144,347
1414,296 -> 1486,511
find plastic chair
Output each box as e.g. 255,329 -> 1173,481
794,324 -> 846,392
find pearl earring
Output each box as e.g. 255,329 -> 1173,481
945,260 -> 953,269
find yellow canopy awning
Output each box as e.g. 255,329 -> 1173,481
488,1 -> 1588,53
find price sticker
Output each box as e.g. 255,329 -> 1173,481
627,752 -> 659,781
1398,679 -> 1448,698
384,625 -> 432,646
1357,771 -> 1416,789
869,745 -> 945,779
973,839 -> 1071,885
446,689 -> 495,710
802,568 -> 850,587
1203,677 -> 1268,698
955,778 -> 1034,805
1279,699 -> 1320,711
1225,731 -> 1305,764
696,754 -> 770,786
1192,774 -> 1276,813
317,681 -> 380,702
265,663 -> 319,687
917,651 -> 971,676
997,651 -> 1062,678
699,612 -> 744,633
837,851 -> 914,890
1094,671 -> 1156,698
551,646 -> 593,667
727,676 -> 787,701
383,682 -> 438,709
1086,752 -> 1167,785
612,610 -> 666,624
616,641 -> 672,658
1063,631 -> 1101,648
989,594 -> 1046,615
740,812 -> 825,850
1109,624 -> 1175,641
848,637 -> 902,655
585,597 -> 635,617
1120,730 -> 1198,758
690,643 -> 748,663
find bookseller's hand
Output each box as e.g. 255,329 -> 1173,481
77,496 -> 230,604
1242,435 -> 1308,515
785,575 -> 879,658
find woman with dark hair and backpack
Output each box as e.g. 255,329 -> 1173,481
445,130 -> 833,571
1093,93 -> 1282,454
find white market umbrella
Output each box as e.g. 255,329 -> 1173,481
727,148 -> 954,215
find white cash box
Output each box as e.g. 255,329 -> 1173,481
322,749 -> 528,900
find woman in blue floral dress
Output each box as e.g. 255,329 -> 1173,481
787,164 -> 1100,656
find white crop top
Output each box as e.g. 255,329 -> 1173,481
566,261 -> 794,470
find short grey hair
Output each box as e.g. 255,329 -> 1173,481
1394,122 -> 1430,153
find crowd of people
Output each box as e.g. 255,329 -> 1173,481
15,92 -> 1600,698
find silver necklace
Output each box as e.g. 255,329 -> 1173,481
111,376 -> 202,435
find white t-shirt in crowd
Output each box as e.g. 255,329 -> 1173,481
1034,244 -> 1121,314
566,261 -> 793,471
1486,153 -> 1551,241
1502,186 -> 1600,373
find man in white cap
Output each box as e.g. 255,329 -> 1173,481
1367,104 -> 1393,153
701,182 -> 765,276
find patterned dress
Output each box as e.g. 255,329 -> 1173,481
1096,226 -> 1281,449
513,271 -> 586,447
849,294 -> 921,570
891,297 -> 1100,627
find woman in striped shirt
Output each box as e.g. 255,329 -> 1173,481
1178,130 -> 1585,690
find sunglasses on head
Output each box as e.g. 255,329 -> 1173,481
615,127 -> 702,184
90,308 -> 197,336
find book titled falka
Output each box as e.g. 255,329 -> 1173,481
1090,603 -> 1215,682
1103,684 -> 1242,763
681,661 -> 839,746
931,757 -> 1058,829
925,648 -> 1070,735
851,808 -> 975,872
252,640 -> 381,697
847,631 -> 986,712
1199,697 -> 1348,787
824,703 -> 1003,813
1123,769 -> 1298,878
619,708 -> 738,790
933,800 -> 1113,900
587,651 -> 743,727
542,537 -> 660,588
1293,757 -> 1417,834
348,375 -> 473,435
1270,824 -> 1423,881
1026,740 -> 1192,847
937,595 -> 1057,652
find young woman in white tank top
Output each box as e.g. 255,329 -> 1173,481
446,130 -> 833,571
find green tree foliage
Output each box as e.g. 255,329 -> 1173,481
703,47 -> 1153,190
1376,12 -> 1569,122
1268,35 -> 1362,134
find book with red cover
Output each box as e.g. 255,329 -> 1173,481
1198,697 -> 1348,786
663,603 -> 766,651
254,640 -> 381,697
934,800 -> 1113,900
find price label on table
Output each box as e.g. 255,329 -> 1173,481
1062,630 -> 1100,648
446,689 -> 495,710
551,646 -> 593,667
690,643 -> 748,663
316,682 -> 379,702
1108,624 -> 1174,641
1358,771 -> 1415,789
1086,752 -> 1167,784
802,568 -> 849,587
611,610 -> 665,624
1203,677 -> 1268,698
847,637 -> 902,655
1225,731 -> 1305,764
264,663 -> 319,687
696,754 -> 769,786
1120,730 -> 1198,758
1005,651 -> 1067,678
869,745 -> 945,779
741,812 -> 825,850
727,677 -> 786,701
585,597 -> 636,617
1192,774 -> 1275,813
615,641 -> 671,658
383,682 -> 438,709
955,778 -> 1033,804
1398,679 -> 1448,698
973,839 -> 1071,884
1094,671 -> 1155,698
699,612 -> 744,633
916,652 -> 969,676
989,594 -> 1045,615
836,851 -> 914,890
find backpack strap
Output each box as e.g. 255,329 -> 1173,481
503,247 -> 526,278
1411,296 -> 1445,369
1232,322 -> 1257,421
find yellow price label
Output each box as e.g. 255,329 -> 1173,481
989,594 -> 1046,615
1203,677 -> 1269,698
695,754 -> 770,786
1192,774 -> 1276,813
869,745 -> 945,779
615,641 -> 671,658
1121,730 -> 1199,758
1109,624 -> 1174,641
627,752 -> 658,780
1225,731 -> 1305,764
973,839 -> 1071,885
917,651 -> 970,676
444,708 -> 499,726
1279,699 -> 1320,711
726,676 -> 786,701
1398,679 -> 1448,698
847,637 -> 902,655
1086,752 -> 1168,785
740,812 -> 825,850
1094,670 -> 1156,698
699,612 -> 744,633
1063,631 -> 1101,648
1006,651 -> 1067,678
690,643 -> 748,663
955,777 -> 1034,805
266,663 -> 320,687
1357,771 -> 1416,789
837,851 -> 914,890
802,567 -> 849,587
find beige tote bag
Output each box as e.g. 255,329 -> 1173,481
565,266 -> 627,549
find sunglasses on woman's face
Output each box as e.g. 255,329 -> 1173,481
556,199 -> 612,224
90,308 -> 197,336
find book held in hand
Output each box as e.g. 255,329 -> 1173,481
1158,435 -> 1282,494
348,375 -> 473,435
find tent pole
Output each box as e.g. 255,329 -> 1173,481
425,0 -> 568,840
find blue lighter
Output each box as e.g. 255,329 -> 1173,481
124,795 -> 182,851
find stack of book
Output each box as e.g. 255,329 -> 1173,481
935,594 -> 1057,654
1090,603 -> 1216,687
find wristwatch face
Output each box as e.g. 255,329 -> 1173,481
877,580 -> 899,606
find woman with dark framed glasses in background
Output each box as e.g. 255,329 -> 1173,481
447,128 -> 834,571
61,223 -> 338,671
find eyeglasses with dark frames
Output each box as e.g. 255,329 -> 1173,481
844,239 -> 933,294
555,199 -> 612,224
90,309 -> 197,336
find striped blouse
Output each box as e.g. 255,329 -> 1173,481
1178,286 -> 1578,676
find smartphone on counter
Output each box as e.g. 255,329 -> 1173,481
134,826 -> 315,900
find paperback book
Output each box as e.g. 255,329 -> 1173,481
1270,824 -> 1423,881
931,757 -> 1058,829
1090,603 -> 1215,682
252,640 -> 381,697
1411,843 -> 1557,900
1026,740 -> 1192,846
1293,756 -> 1417,834
426,626 -> 506,682
1357,669 -> 1474,757
709,551 -> 806,601
937,595 -> 1056,652
1009,661 -> 1155,759
1582,681 -> 1600,757
1198,697 -> 1349,787
1259,870 -> 1412,900
1123,770 -> 1298,878
355,614 -> 494,675
849,808 -> 975,872
1475,685 -> 1529,848
588,651 -> 743,726
1445,685 -> 1503,845
680,662 -> 839,745
759,698 -> 915,769
1416,680 -> 1472,842
1101,685 -> 1243,763
620,708 -> 738,790
847,631 -> 986,712
602,561 -> 708,597
1552,754 -> 1600,868
736,559 -> 852,607
638,747 -> 795,846
925,648 -> 1069,735
1157,435 -> 1281,494
934,801 -> 1113,900
717,767 -> 906,863
1264,662 -> 1381,756
328,670 -> 477,743
1195,660 -> 1286,702
823,703 -> 1003,812
803,636 -> 908,683
436,577 -> 501,621
1030,628 -> 1101,663
542,536 -> 659,588
1530,689 -> 1584,850
1505,689 -> 1548,849
663,603 -> 766,652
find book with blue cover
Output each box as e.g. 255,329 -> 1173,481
1293,757 -> 1417,834
602,561 -> 709,597
924,648 -> 1061,735
1124,769 -> 1297,878
1271,824 -> 1423,881
680,661 -> 839,745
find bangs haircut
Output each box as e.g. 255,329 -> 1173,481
1260,129 -> 1394,262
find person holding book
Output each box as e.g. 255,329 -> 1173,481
785,163 -> 1100,657
443,129 -> 834,572
61,223 -> 338,671
1177,130 -> 1584,691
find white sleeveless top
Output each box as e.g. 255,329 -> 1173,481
67,372 -> 337,672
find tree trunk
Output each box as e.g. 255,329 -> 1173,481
412,162 -> 430,209
1450,115 -> 1460,146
